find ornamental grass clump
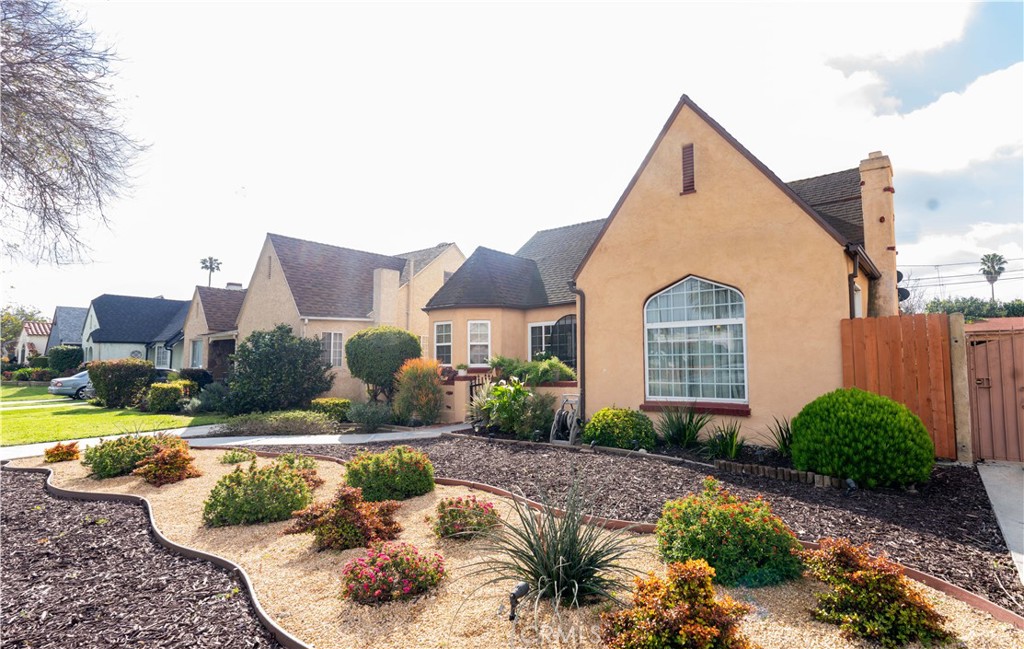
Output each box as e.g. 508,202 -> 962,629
582,407 -> 656,451
202,460 -> 312,527
341,541 -> 445,605
344,445 -> 434,501
82,435 -> 157,479
601,559 -> 754,649
466,478 -> 641,607
44,441 -> 80,463
433,495 -> 500,539
656,476 -> 803,587
801,537 -> 953,649
791,387 -> 934,488
286,485 -> 401,551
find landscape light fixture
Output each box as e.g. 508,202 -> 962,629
508,582 -> 530,621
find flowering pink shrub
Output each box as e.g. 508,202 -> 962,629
340,541 -> 445,605
433,495 -> 499,539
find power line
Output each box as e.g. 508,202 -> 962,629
902,267 -> 1024,281
899,257 -> 1023,268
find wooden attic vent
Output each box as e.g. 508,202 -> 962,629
681,143 -> 695,194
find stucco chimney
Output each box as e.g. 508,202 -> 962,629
225,282 -> 243,291
371,268 -> 400,326
859,152 -> 898,316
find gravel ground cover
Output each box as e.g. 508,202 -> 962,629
252,436 -> 1024,618
0,470 -> 284,649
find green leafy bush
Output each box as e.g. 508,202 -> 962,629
88,358 -> 154,408
347,402 -> 393,433
202,460 -> 312,527
227,324 -> 334,415
309,397 -> 352,423
82,435 -> 158,479
656,477 -> 803,587
791,388 -> 935,488
483,377 -> 531,437
344,445 -> 434,501
29,355 -> 48,368
656,406 -> 711,449
701,421 -> 746,460
582,407 -> 656,451
11,367 -> 33,381
220,448 -> 258,464
600,560 -> 754,649
801,538 -> 953,648
44,441 -> 80,463
215,410 -> 338,436
521,391 -> 556,440
48,346 -> 84,376
132,441 -> 202,487
341,541 -> 445,605
344,325 -> 421,404
184,381 -> 230,414
392,357 -> 444,425
275,453 -> 324,490
490,355 -> 576,386
178,368 -> 214,390
147,380 -> 196,413
286,486 -> 401,551
433,495 -> 500,539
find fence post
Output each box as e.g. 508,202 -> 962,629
948,313 -> 973,464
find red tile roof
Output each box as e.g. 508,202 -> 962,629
22,321 -> 52,336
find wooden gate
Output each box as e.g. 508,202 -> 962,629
840,314 -> 957,460
967,330 -> 1024,462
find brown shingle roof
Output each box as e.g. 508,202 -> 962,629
197,286 -> 247,332
515,219 -> 605,305
787,168 -> 864,245
424,247 -> 548,310
396,243 -> 454,284
268,233 -> 407,319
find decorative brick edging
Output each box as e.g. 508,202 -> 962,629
0,463 -> 311,649
712,459 -> 845,489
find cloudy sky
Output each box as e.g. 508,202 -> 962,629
4,1 -> 1022,319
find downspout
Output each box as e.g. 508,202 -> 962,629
846,244 -> 859,319
567,280 -> 585,420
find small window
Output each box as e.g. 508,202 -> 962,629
681,143 -> 695,194
154,346 -> 171,369
190,340 -> 203,368
321,332 -> 343,366
528,322 -> 555,360
468,320 -> 491,366
434,322 -> 452,365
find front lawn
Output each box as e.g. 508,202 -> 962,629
1,385 -> 65,402
0,404 -> 229,446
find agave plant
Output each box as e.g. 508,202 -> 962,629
701,421 -> 746,460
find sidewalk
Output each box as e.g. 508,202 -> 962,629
976,461 -> 1024,586
0,423 -> 464,462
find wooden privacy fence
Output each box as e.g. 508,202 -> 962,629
840,314 -> 957,460
967,329 -> 1023,463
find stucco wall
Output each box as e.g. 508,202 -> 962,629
182,289 -> 207,368
235,238 -> 302,342
427,305 -> 577,368
299,318 -> 375,401
94,342 -> 148,362
400,246 -> 466,343
575,103 -> 856,445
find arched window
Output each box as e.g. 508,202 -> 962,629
644,276 -> 747,402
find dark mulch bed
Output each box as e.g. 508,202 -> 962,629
253,437 -> 1024,617
0,471 -> 284,649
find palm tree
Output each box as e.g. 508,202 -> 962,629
200,256 -> 222,287
979,253 -> 1007,301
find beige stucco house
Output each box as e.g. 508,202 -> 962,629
182,284 -> 247,379
573,95 -> 897,442
232,233 -> 465,400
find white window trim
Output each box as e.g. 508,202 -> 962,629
323,332 -> 344,367
467,320 -> 491,367
643,276 -> 748,404
527,321 -> 556,361
434,321 -> 452,365
190,339 -> 203,368
154,346 -> 171,369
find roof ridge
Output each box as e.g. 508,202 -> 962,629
786,167 -> 859,185
394,242 -> 454,257
529,218 -> 606,237
268,233 -> 403,262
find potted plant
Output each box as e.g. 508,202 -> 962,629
456,363 -> 469,377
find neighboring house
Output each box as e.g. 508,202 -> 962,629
572,94 -> 897,441
44,306 -> 89,353
81,294 -> 191,370
182,284 -> 247,380
16,321 -> 52,364
233,233 -> 465,400
424,220 -> 604,370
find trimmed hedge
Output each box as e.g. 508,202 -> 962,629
582,407 -> 656,450
344,326 -> 421,403
29,356 -> 48,368
309,397 -> 352,423
344,445 -> 435,501
48,346 -> 84,375
88,358 -> 154,408
147,380 -> 197,413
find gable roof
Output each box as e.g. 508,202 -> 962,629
87,294 -> 190,344
515,219 -> 606,305
787,168 -> 864,245
196,286 -> 247,332
47,306 -> 88,349
424,247 -> 548,310
268,233 -> 407,319
396,243 -> 455,284
22,321 -> 52,337
575,94 -> 866,279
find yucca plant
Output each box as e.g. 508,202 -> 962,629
463,477 -> 642,610
701,421 -> 746,460
656,406 -> 712,449
766,416 -> 793,458
467,379 -> 494,426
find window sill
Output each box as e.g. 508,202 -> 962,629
640,401 -> 751,417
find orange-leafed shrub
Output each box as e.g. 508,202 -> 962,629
44,441 -> 80,463
392,357 -> 444,425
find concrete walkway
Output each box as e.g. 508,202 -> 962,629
976,461 -> 1024,586
0,423 -> 463,462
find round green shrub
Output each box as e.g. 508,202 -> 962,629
309,397 -> 352,423
202,460 -> 312,526
344,325 -> 422,403
656,477 -> 803,587
82,435 -> 158,479
581,407 -> 656,450
347,402 -> 393,433
791,388 -> 934,488
344,445 -> 435,501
